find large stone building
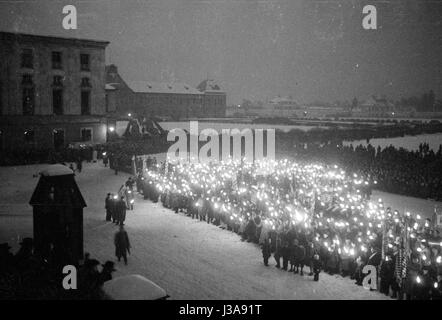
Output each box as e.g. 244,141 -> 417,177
352,95 -> 395,117
0,32 -> 109,150
106,64 -> 226,120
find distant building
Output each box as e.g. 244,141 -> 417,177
267,96 -> 301,117
106,65 -> 226,120
196,79 -> 227,118
353,95 -> 395,117
0,32 -> 109,150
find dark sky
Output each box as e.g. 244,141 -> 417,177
1,0 -> 441,104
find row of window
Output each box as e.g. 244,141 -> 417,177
143,96 -> 224,106
21,48 -> 90,71
21,74 -> 91,87
22,128 -> 93,145
21,75 -> 91,116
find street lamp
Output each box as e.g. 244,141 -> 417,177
109,126 -> 115,132
128,113 -> 132,117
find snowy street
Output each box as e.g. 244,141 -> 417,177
2,162 -> 439,299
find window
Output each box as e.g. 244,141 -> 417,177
52,51 -> 62,69
81,90 -> 91,115
53,129 -> 65,150
21,49 -> 33,68
53,89 -> 63,115
24,129 -> 34,144
81,77 -> 91,88
22,74 -> 33,85
80,54 -> 90,71
53,75 -> 63,87
22,74 -> 35,115
22,87 -> 35,115
80,128 -> 92,142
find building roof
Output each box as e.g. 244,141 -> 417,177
125,81 -> 202,95
0,31 -> 109,47
40,164 -> 74,177
360,95 -> 394,108
197,79 -> 224,93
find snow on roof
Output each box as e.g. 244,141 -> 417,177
361,95 -> 394,108
40,164 -> 74,177
269,96 -> 298,105
102,275 -> 168,300
197,79 -> 224,93
126,81 -> 201,95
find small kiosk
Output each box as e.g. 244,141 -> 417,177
29,164 -> 87,265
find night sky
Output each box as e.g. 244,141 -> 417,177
1,0 -> 441,104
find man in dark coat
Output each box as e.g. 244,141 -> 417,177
78,258 -> 101,298
0,243 -> 14,273
262,237 -> 271,266
114,226 -> 131,265
293,239 -> 306,275
105,193 -> 112,221
379,255 -> 395,296
116,196 -> 127,226
99,261 -> 116,285
76,159 -> 82,173
103,153 -> 109,167
274,229 -> 283,268
312,253 -> 322,281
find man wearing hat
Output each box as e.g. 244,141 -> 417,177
114,225 -> 131,265
99,261 -> 116,284
116,196 -> 127,226
0,243 -> 14,273
15,238 -> 34,268
105,193 -> 112,221
78,258 -> 101,298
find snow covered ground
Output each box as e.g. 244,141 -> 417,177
4,162 -> 438,299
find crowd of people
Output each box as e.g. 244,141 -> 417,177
104,177 -> 137,264
291,142 -> 442,201
105,141 -> 168,175
134,157 -> 442,300
0,238 -> 116,299
277,120 -> 442,145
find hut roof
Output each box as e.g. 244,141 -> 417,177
29,165 -> 86,207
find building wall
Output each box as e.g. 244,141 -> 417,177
0,32 -> 108,150
129,92 -> 203,119
0,117 -> 107,149
106,65 -> 226,119
203,93 -> 226,117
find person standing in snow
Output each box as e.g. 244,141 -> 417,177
105,193 -> 112,221
116,196 -> 127,226
312,254 -> 322,281
262,237 -> 271,266
114,226 -> 131,265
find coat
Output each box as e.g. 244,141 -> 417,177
114,230 -> 131,257
116,200 -> 127,222
105,197 -> 112,210
294,245 -> 306,265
